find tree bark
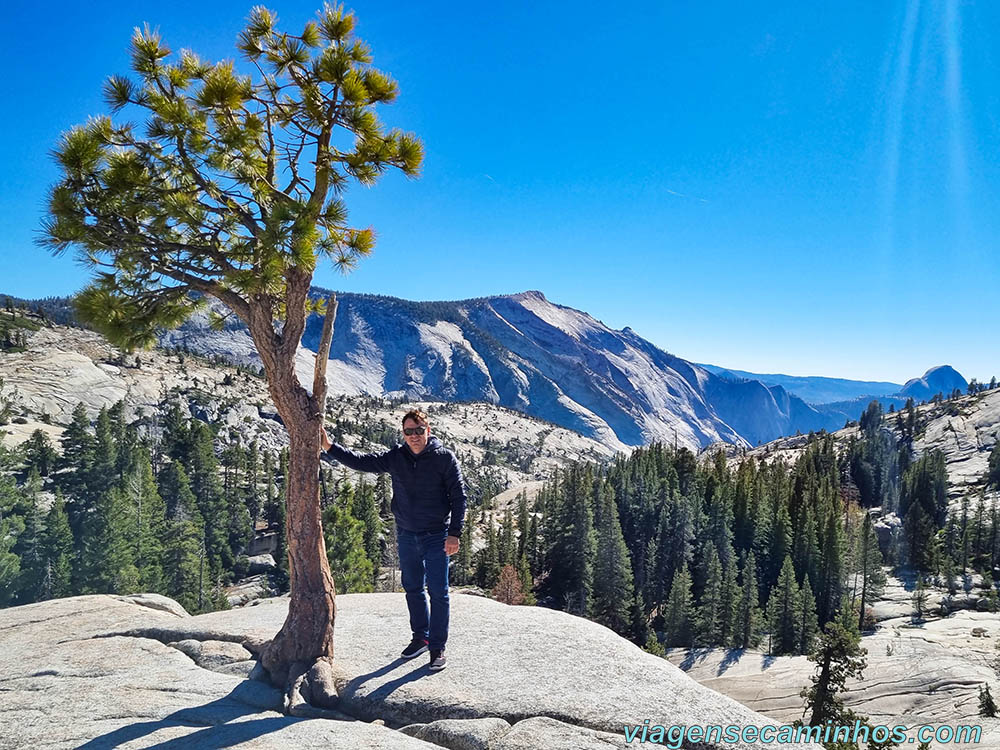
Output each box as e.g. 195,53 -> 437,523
243,294 -> 340,707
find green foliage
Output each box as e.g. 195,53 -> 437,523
662,562 -> 693,647
767,555 -> 801,655
322,480 -> 374,592
41,4 -> 423,350
591,482 -> 634,636
802,608 -> 868,727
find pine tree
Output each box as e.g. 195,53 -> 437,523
122,448 -> 167,593
82,486 -> 137,594
23,429 -> 57,477
13,483 -> 47,603
767,555 -> 801,655
476,513 -> 501,588
158,460 -> 201,523
735,551 -> 763,649
163,517 -> 207,614
854,513 -> 886,630
988,438 -> 1000,488
322,481 -> 374,593
719,552 -> 739,648
59,403 -> 95,539
662,562 -> 693,648
517,553 -> 536,605
912,575 -> 929,622
187,421 -> 232,575
41,495 -> 74,599
797,577 -> 820,655
517,491 -> 530,560
816,493 -> 845,625
591,485 -> 635,636
542,464 -> 596,616
802,608 -> 868,726
354,478 -> 382,586
499,509 -> 516,568
696,544 -> 725,646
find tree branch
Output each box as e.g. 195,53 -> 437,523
311,294 -> 337,412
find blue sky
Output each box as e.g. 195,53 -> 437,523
2,1 -> 998,383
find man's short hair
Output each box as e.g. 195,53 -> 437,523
402,409 -> 428,427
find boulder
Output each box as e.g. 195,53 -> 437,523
400,717 -> 511,749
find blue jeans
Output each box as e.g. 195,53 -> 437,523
397,528 -> 450,651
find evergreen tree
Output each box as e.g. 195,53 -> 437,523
517,553 -> 536,605
162,517 -> 207,614
499,509 -> 516,568
41,495 -> 74,599
121,448 -> 167,592
83,486 -> 137,594
911,574 -> 929,622
817,495 -> 845,625
662,562 -> 693,648
158,460 -> 201,523
802,608 -> 868,727
591,485 -> 635,636
354,478 -> 382,586
476,513 -> 500,588
988,438 -> 1000,489
735,551 -> 763,649
542,464 -> 596,616
13,484 -> 46,603
719,551 -> 740,647
59,403 -> 95,538
696,544 -> 725,646
517,491 -> 530,560
854,513 -> 886,630
187,421 -> 231,575
23,430 -> 57,477
797,577 -> 820,655
322,481 -> 374,593
767,555 -> 801,655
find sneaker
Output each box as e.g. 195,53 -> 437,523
401,637 -> 428,659
428,649 -> 447,671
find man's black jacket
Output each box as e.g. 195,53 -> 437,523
325,435 -> 467,537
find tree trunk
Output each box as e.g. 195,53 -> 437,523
244,291 -> 342,714
259,416 -> 337,688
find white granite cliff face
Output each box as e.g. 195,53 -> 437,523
158,290 -> 843,452
0,592 -> 821,750
0,324 -> 625,487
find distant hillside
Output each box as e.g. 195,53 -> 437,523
157,289 -> 849,450
700,364 -> 903,405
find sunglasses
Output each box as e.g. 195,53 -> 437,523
403,426 -> 427,436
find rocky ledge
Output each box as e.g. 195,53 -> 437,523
0,592 -> 821,749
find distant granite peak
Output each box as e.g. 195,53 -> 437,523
901,365 -> 967,401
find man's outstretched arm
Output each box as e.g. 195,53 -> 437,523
444,452 -> 468,539
321,429 -> 392,473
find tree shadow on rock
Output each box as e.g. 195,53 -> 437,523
336,657 -> 443,724
76,680 -> 298,750
716,647 -> 746,676
679,647 -> 713,672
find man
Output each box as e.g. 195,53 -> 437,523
321,409 -> 466,672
